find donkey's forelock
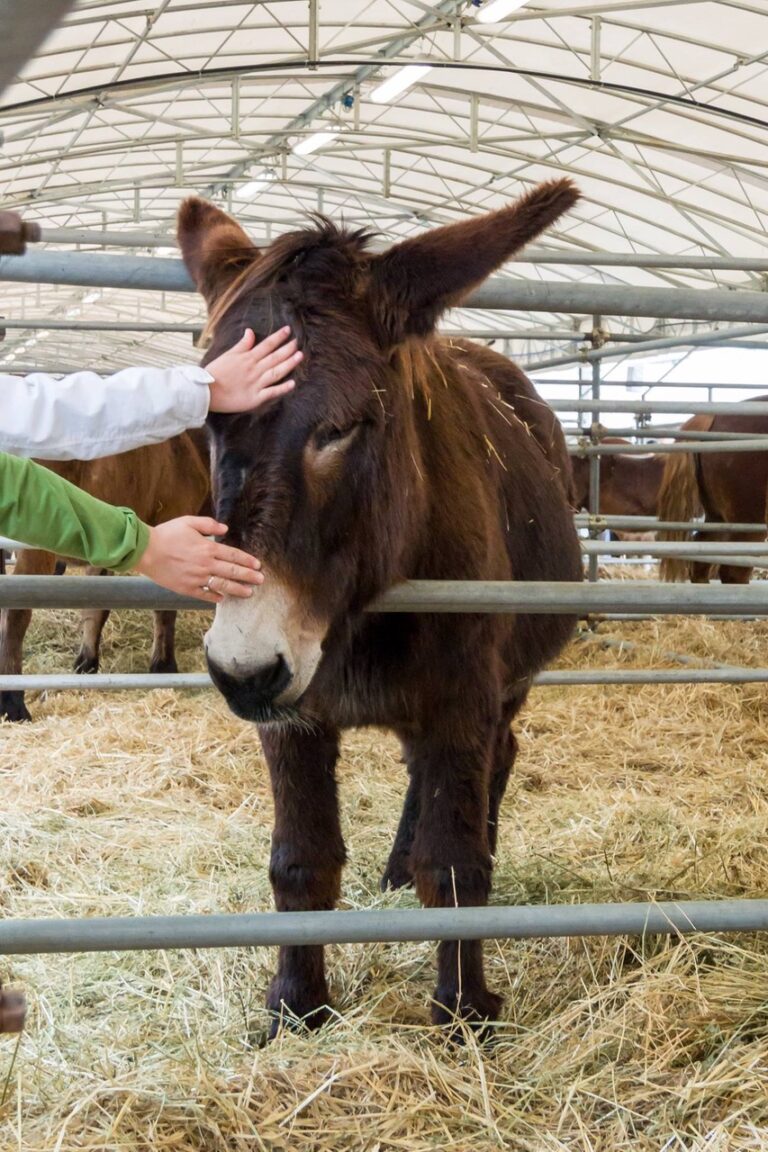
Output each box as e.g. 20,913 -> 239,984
202,217 -> 379,344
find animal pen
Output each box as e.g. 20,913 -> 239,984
2,236 -> 768,959
5,5 -> 768,1145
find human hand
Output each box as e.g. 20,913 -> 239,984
136,516 -> 264,603
206,327 -> 302,413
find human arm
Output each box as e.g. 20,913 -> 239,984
0,364 -> 213,460
1,451 -> 150,568
0,328 -> 301,460
0,452 -> 263,601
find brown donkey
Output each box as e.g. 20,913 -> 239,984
657,404 -> 768,584
0,431 -> 210,722
178,180 -> 583,1035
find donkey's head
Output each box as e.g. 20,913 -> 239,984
178,179 -> 579,723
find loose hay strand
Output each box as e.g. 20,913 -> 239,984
2,607 -> 768,1148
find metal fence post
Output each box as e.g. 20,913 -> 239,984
587,318 -> 601,582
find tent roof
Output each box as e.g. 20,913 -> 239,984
2,0 -> 767,374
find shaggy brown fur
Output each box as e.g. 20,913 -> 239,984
0,432 -> 210,721
178,181 -> 583,1036
658,407 -> 768,583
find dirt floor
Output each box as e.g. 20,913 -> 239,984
1,602 -> 768,1150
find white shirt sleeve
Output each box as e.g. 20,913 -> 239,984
0,364 -> 213,459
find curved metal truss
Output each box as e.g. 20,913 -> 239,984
1,0 -> 768,374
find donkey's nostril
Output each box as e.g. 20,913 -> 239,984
206,653 -> 293,719
251,653 -> 292,700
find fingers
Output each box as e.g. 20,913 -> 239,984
209,557 -> 264,586
237,328 -> 257,351
184,516 -> 230,537
210,541 -> 261,569
256,379 -> 296,404
250,325 -> 292,362
256,339 -> 302,381
196,587 -> 224,604
205,574 -> 256,600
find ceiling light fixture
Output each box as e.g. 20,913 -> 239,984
476,0 -> 527,23
292,127 -> 341,156
370,64 -> 432,105
237,169 -> 276,199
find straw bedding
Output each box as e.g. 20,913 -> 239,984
1,602 -> 768,1150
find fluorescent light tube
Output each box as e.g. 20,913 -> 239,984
370,64 -> 432,105
476,0 -> 527,23
237,171 -> 274,198
293,128 -> 340,156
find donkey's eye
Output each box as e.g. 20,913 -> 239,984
313,423 -> 359,452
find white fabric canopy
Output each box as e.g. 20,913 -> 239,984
1,0 -> 767,374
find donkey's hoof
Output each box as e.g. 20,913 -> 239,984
73,650 -> 99,675
431,985 -> 504,1039
0,692 -> 31,723
150,657 -> 179,675
380,852 -> 414,891
266,978 -> 332,1040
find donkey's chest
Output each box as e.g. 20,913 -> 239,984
311,616 -> 418,728
307,611 -> 503,730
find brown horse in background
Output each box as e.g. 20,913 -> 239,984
571,438 -> 664,524
657,402 -> 768,583
0,431 -> 210,721
178,179 -> 582,1035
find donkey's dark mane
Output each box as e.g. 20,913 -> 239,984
205,216 -> 378,341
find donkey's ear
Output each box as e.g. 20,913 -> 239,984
177,197 -> 258,308
369,178 -> 579,346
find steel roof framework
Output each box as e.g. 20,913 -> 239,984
1,0 -> 768,375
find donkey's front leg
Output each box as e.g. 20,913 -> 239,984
259,723 -> 346,1037
406,729 -> 502,1031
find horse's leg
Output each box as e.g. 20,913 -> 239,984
0,549 -> 57,722
74,567 -> 110,674
260,722 -> 346,1038
717,531 -> 763,585
405,722 -> 501,1030
149,611 -> 178,674
688,521 -> 721,584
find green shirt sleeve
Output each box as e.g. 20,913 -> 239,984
0,452 -> 151,572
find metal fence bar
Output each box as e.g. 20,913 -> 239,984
574,516 -> 766,533
553,400 -> 768,416
587,317 -> 601,583
539,669 -> 768,684
524,324 -> 768,373
29,233 -> 768,272
0,318 -> 200,334
3,252 -> 768,322
1,900 -> 767,956
0,674 -> 211,691
0,319 -> 592,342
2,577 -> 768,614
572,439 -> 768,456
537,379 -> 768,391
5,668 -> 768,692
565,428 -> 768,442
581,541 -> 768,556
